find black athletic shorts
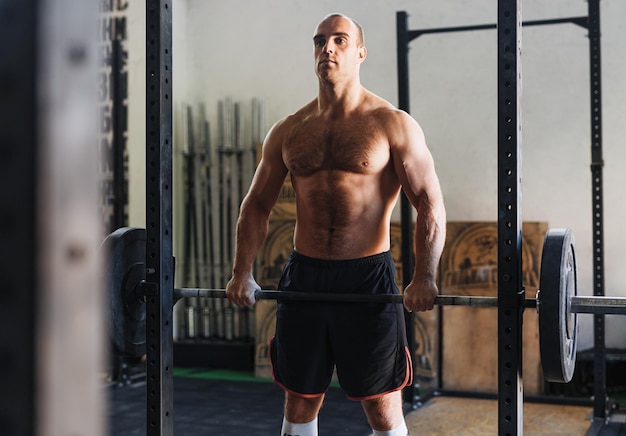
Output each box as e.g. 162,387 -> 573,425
269,250 -> 413,400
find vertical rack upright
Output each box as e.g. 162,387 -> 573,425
496,1 -> 524,434
587,0 -> 607,429
145,0 -> 174,434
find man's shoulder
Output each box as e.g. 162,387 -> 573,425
264,100 -> 317,146
273,100 -> 317,129
360,92 -> 423,141
361,90 -> 407,119
368,102 -> 413,128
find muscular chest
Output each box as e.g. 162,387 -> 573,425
283,117 -> 389,176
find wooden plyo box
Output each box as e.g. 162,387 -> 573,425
253,218 -> 292,380
439,221 -> 548,395
253,180 -> 296,379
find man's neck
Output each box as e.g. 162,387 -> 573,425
317,79 -> 364,116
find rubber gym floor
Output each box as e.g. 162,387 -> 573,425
108,368 -> 371,435
108,368 -> 626,435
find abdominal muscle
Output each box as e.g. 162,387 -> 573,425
291,170 -> 399,260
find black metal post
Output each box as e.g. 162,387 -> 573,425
0,1 -> 38,434
588,0 -> 607,426
497,1 -> 524,434
407,16 -> 587,39
145,0 -> 174,434
396,10 -> 421,409
397,11 -> 410,114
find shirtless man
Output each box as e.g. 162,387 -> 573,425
225,13 -> 446,436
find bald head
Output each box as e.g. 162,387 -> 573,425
318,13 -> 364,47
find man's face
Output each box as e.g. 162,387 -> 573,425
313,16 -> 366,82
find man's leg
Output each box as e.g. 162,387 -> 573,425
361,391 -> 408,435
281,392 -> 325,436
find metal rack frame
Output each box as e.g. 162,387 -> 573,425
396,1 -> 606,434
145,0 -> 174,433
141,0 -> 607,433
1,2 -> 38,434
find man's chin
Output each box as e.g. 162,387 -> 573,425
316,67 -> 334,79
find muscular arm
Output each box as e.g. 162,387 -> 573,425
389,111 -> 447,312
225,120 -> 289,306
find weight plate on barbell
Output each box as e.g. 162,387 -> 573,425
102,227 -> 147,358
538,227 -> 578,383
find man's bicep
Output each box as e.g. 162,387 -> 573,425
244,127 -> 289,213
391,115 -> 438,206
247,159 -> 288,209
403,150 -> 442,210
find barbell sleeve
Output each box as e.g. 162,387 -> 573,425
570,296 -> 626,315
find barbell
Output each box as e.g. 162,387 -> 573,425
174,288 -> 626,314
104,226 -> 626,384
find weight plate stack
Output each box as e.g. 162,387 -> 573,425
102,227 -> 147,358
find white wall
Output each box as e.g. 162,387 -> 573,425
126,0 -> 626,350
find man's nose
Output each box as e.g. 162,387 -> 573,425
323,42 -> 334,54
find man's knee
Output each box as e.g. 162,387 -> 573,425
284,393 -> 325,423
361,391 -> 404,431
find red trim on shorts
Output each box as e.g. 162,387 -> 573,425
345,346 -> 414,401
269,336 -> 327,399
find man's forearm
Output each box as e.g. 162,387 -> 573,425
230,200 -> 271,278
413,198 -> 446,282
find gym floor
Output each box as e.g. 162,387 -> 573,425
108,369 -> 371,435
108,368 -> 626,435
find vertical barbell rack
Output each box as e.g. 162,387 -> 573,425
587,0 -> 608,432
1,2 -> 38,434
145,0 -> 174,434
140,1 -> 606,434
396,1 -> 605,434
496,2 -> 524,434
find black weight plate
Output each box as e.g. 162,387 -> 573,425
102,227 -> 146,358
538,228 -> 578,383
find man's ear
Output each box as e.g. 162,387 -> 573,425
357,46 -> 367,64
